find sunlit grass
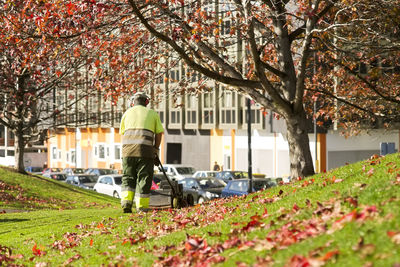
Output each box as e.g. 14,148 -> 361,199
1,153 -> 400,266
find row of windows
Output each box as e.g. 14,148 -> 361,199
51,144 -> 122,163
158,106 -> 263,126
49,89 -> 263,129
55,111 -> 123,126
156,69 -> 203,85
0,149 -> 14,157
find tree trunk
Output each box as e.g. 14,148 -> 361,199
14,131 -> 27,174
285,111 -> 315,179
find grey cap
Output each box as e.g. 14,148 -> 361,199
133,91 -> 149,100
129,92 -> 149,105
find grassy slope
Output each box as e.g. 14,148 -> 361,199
0,167 -> 119,210
1,154 -> 400,266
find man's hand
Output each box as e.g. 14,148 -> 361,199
154,156 -> 161,167
154,147 -> 160,167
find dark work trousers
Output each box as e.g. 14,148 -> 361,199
121,157 -> 154,210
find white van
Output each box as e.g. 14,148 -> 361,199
161,164 -> 196,180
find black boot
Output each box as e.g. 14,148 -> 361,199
123,207 -> 132,213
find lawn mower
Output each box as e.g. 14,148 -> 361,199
155,156 -> 187,209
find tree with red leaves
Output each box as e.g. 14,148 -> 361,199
124,0 -> 399,178
0,1 -> 100,173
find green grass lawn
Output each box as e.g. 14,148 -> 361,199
1,154 -> 400,266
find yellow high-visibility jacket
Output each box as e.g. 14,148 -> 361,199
119,105 -> 163,158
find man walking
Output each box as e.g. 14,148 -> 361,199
119,92 -> 164,213
213,161 -> 220,171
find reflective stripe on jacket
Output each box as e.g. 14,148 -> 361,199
122,129 -> 154,158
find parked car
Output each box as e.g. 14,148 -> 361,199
161,164 -> 196,180
93,173 -> 175,207
221,178 -> 277,198
215,171 -> 248,183
43,167 -> 63,174
193,171 -> 218,178
153,173 -> 175,185
178,177 -> 226,205
63,168 -> 86,176
42,172 -> 67,181
94,174 -> 122,198
65,174 -> 97,190
25,166 -> 44,175
85,168 -> 118,179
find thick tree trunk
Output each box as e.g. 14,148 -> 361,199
14,132 -> 26,174
285,111 -> 315,179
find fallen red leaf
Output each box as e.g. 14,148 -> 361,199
387,231 -> 400,244
319,250 -> 339,261
32,243 -> 46,257
262,208 -> 269,217
185,236 -> 203,251
335,210 -> 357,224
242,219 -> 261,232
63,254 -> 82,266
292,203 -> 300,212
344,197 -> 358,207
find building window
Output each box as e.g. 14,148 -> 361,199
170,111 -> 181,124
155,97 -> 166,124
71,150 -> 76,164
52,147 -> 57,160
241,101 -> 262,125
103,112 -> 110,123
156,75 -> 164,84
98,144 -> 105,160
186,94 -> 197,125
114,111 -> 123,124
0,149 -> 5,157
7,131 -> 14,147
68,114 -> 75,124
158,111 -> 165,124
169,95 -> 182,127
0,125 -> 5,146
202,92 -> 214,125
115,145 -> 121,160
221,19 -> 231,35
170,69 -> 180,82
7,150 -> 14,156
79,112 -> 86,123
220,90 -> 236,125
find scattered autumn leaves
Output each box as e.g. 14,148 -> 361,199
2,154 -> 400,266
0,180 -> 70,211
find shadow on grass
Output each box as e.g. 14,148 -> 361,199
0,218 -> 30,223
